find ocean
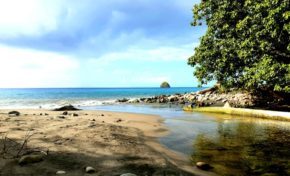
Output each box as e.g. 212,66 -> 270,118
0,87 -> 202,109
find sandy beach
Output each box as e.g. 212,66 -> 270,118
0,109 -> 214,176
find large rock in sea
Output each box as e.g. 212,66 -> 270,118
160,81 -> 170,88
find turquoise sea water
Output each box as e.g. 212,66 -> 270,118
0,87 -> 202,109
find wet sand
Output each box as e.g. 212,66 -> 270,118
0,109 -> 214,176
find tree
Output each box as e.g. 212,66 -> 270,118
188,0 -> 290,93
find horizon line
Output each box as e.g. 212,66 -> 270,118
0,86 -> 205,89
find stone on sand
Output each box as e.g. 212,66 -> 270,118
8,111 -> 20,116
18,154 -> 44,165
196,161 -> 212,170
120,174 -> 137,176
71,113 -> 78,117
85,166 -> 96,173
56,170 -> 66,175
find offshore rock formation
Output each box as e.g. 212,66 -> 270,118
160,82 -> 170,88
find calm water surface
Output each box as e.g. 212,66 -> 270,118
87,104 -> 290,176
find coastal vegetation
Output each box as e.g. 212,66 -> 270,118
188,0 -> 290,94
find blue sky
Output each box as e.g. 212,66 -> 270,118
0,0 -> 208,88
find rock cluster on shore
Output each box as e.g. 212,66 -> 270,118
116,87 -> 256,108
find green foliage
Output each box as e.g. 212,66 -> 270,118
160,81 -> 170,88
188,0 -> 290,93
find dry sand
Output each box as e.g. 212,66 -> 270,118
0,109 -> 216,176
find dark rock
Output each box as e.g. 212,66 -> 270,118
85,166 -> 96,173
160,81 -> 170,88
58,116 -> 66,119
8,111 -> 20,116
18,154 -> 44,165
196,162 -> 212,170
116,119 -> 122,123
117,98 -> 129,103
140,98 -> 146,101
63,111 -> 68,115
53,105 -> 80,111
71,113 -> 78,117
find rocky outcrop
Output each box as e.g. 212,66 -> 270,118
160,81 -> 170,88
116,88 -> 257,108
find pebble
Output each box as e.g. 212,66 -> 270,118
56,170 -> 66,175
196,161 -> 212,170
116,119 -> 122,123
71,113 -> 78,117
120,174 -> 137,176
85,166 -> 96,173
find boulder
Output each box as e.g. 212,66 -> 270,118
224,102 -> 231,108
54,105 -> 80,111
117,98 -> 129,103
128,99 -> 140,103
85,166 -> 96,173
63,111 -> 68,115
8,111 -> 20,116
18,154 -> 44,165
168,95 -> 178,102
196,162 -> 212,170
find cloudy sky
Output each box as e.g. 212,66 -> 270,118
0,0 -> 207,88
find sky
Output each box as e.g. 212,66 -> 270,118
0,0 -> 207,88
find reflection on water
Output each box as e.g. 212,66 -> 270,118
85,104 -> 290,176
191,116 -> 290,176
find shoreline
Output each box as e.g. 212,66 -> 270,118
0,109 -> 215,176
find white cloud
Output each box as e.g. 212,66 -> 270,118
0,45 -> 79,88
79,44 -> 198,87
0,0 -> 62,37
88,43 -> 197,66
